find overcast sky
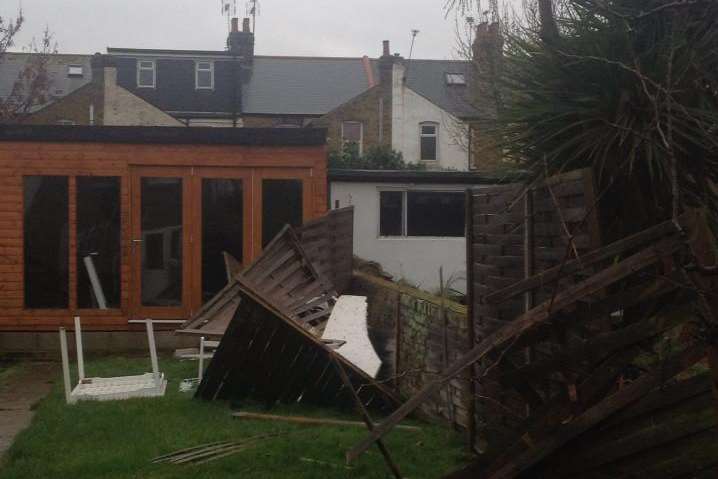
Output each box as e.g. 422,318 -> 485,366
1,0 -> 503,59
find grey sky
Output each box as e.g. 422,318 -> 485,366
1,0 -> 495,59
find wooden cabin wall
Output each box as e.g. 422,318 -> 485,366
0,141 -> 327,331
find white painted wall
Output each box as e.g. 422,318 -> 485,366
391,63 -> 469,172
330,181 -> 468,294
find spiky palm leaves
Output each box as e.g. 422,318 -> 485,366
492,0 -> 718,235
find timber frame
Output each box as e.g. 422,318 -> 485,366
0,125 -> 328,332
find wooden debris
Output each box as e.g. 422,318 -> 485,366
346,233 -> 684,463
232,411 -> 421,432
151,434 -> 278,465
179,207 -> 354,337
195,274 -> 401,412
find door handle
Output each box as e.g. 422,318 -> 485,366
132,239 -> 143,243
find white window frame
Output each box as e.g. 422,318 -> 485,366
419,122 -> 439,162
341,121 -> 363,155
67,65 -> 84,78
137,60 -> 156,88
446,73 -> 466,85
195,61 -> 215,90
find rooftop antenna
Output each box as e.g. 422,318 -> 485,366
466,16 -> 476,48
404,29 -> 420,83
247,0 -> 259,33
220,0 -> 238,32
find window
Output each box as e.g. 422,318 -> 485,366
407,192 -> 465,237
342,121 -> 363,154
202,178 -> 243,302
420,123 -> 438,161
24,176 -> 69,308
137,60 -> 156,88
77,177 -> 121,309
379,191 -> 404,237
262,179 -> 303,247
273,117 -> 303,128
379,190 -> 465,238
446,73 -> 466,85
196,61 -> 214,90
67,65 -> 84,77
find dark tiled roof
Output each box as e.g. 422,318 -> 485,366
242,56 -> 373,115
112,55 -> 241,116
108,49 -> 373,117
405,60 -> 485,119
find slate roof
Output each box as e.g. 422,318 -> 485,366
0,48 -> 485,121
405,59 -> 485,120
0,53 -> 93,111
242,56 -> 374,115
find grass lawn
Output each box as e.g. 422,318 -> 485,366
0,356 -> 470,478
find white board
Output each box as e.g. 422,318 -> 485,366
321,295 -> 382,378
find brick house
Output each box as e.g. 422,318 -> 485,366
3,18 -> 500,172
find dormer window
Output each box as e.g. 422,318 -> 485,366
67,65 -> 84,78
137,60 -> 156,88
446,73 -> 466,85
196,61 -> 214,90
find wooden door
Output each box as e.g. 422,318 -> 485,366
130,167 -> 193,320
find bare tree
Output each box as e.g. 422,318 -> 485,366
0,11 -> 56,122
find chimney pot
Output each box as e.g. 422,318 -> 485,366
243,17 -> 251,33
231,17 -> 239,32
382,40 -> 390,57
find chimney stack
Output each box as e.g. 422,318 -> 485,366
382,40 -> 390,57
227,17 -> 255,62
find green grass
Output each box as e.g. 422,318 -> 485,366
0,356 -> 470,478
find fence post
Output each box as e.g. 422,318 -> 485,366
394,290 -> 402,391
465,188 -> 477,450
523,189 -> 535,418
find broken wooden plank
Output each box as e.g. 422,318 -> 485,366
232,411 -> 421,431
332,357 -> 404,479
485,344 -> 706,479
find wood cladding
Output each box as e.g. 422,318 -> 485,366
0,139 -> 327,331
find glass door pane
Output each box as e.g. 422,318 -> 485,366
140,177 -> 183,307
262,179 -> 303,247
201,178 -> 244,302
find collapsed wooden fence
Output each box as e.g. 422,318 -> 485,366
344,169 -> 718,479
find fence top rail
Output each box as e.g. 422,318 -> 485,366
353,271 -> 467,315
482,217 -> 683,305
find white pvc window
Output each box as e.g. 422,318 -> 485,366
196,61 -> 214,90
446,73 -> 466,85
420,123 -> 438,161
342,121 -> 363,154
67,65 -> 84,78
137,60 -> 156,88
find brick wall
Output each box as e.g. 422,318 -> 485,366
311,85 -> 391,154
350,271 -> 472,431
24,82 -> 99,125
